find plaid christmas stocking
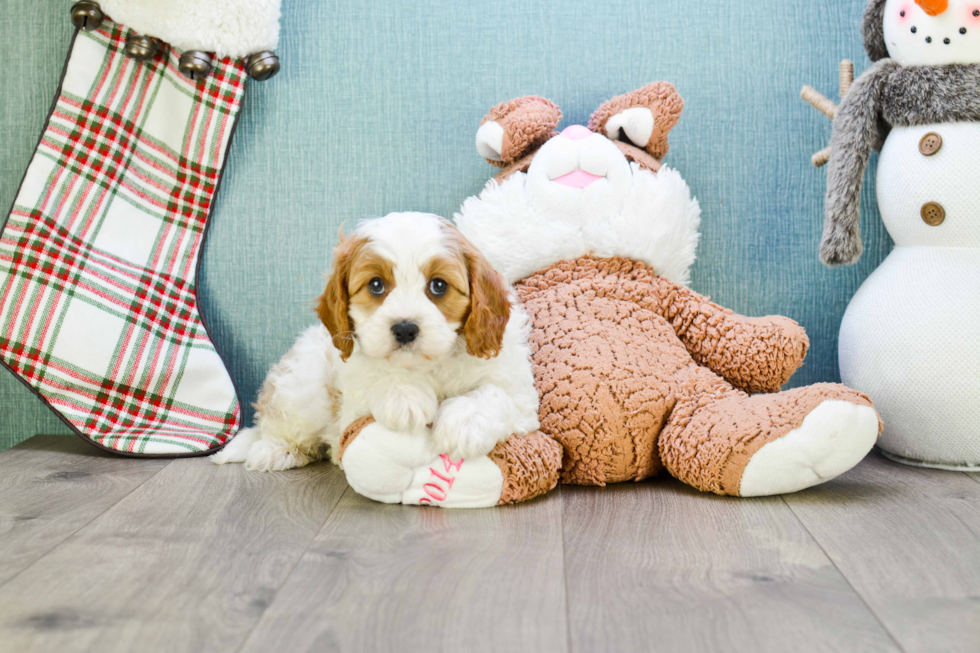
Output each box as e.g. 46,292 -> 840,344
0,5 -> 279,456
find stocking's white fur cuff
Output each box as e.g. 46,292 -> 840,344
96,0 -> 282,58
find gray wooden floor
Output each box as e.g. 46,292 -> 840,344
0,436 -> 978,653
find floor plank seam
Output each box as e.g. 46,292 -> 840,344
232,484 -> 353,653
558,485 -> 574,653
0,457 -> 176,594
779,495 -> 909,653
963,472 -> 980,487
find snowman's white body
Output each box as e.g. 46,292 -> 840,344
839,121 -> 980,468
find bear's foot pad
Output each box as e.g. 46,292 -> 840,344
739,400 -> 879,497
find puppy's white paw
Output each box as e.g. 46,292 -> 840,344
211,427 -> 260,465
243,439 -> 314,472
431,397 -> 501,460
371,384 -> 438,433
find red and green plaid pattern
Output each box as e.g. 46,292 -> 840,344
0,20 -> 244,455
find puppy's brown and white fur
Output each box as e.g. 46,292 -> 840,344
213,212 -> 540,471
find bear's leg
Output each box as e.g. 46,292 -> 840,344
660,368 -> 881,497
339,418 -> 561,508
339,420 -> 434,504
487,433 -> 563,505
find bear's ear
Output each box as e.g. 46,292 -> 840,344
588,83 -> 684,164
476,96 -> 562,168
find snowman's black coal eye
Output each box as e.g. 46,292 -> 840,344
926,36 -> 933,43
368,278 -> 385,295
900,10 -> 906,16
962,28 -> 968,34
975,10 -> 979,17
912,26 -> 918,33
944,37 -> 951,44
428,278 -> 448,297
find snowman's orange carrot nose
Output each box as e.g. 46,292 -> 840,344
915,0 -> 949,16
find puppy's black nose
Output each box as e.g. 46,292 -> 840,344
391,321 -> 420,345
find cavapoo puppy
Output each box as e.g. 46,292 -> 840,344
213,212 -> 540,475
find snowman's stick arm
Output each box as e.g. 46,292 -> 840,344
801,60 -> 855,119
801,87 -> 838,120
803,60 -> 865,168
822,60 -> 899,266
840,60 -> 854,97
812,146 -> 833,168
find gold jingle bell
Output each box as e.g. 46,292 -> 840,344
244,52 -> 281,81
179,51 -> 213,81
70,1 -> 104,32
124,34 -> 160,61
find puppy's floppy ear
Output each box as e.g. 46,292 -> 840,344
477,96 -> 562,168
316,233 -> 363,361
460,236 -> 511,360
588,82 -> 684,166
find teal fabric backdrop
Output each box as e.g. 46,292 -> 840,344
0,0 -> 889,451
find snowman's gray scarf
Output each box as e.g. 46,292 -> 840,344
821,60 -> 980,266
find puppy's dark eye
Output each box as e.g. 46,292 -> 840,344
429,278 -> 449,296
368,278 -> 386,295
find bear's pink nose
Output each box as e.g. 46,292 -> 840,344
561,125 -> 593,141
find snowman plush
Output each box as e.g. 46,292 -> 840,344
824,0 -> 980,468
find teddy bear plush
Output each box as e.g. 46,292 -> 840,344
340,84 -> 883,507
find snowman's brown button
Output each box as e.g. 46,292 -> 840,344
921,202 -> 946,226
919,132 -> 943,156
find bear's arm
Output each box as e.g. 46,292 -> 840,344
629,274 -> 810,394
